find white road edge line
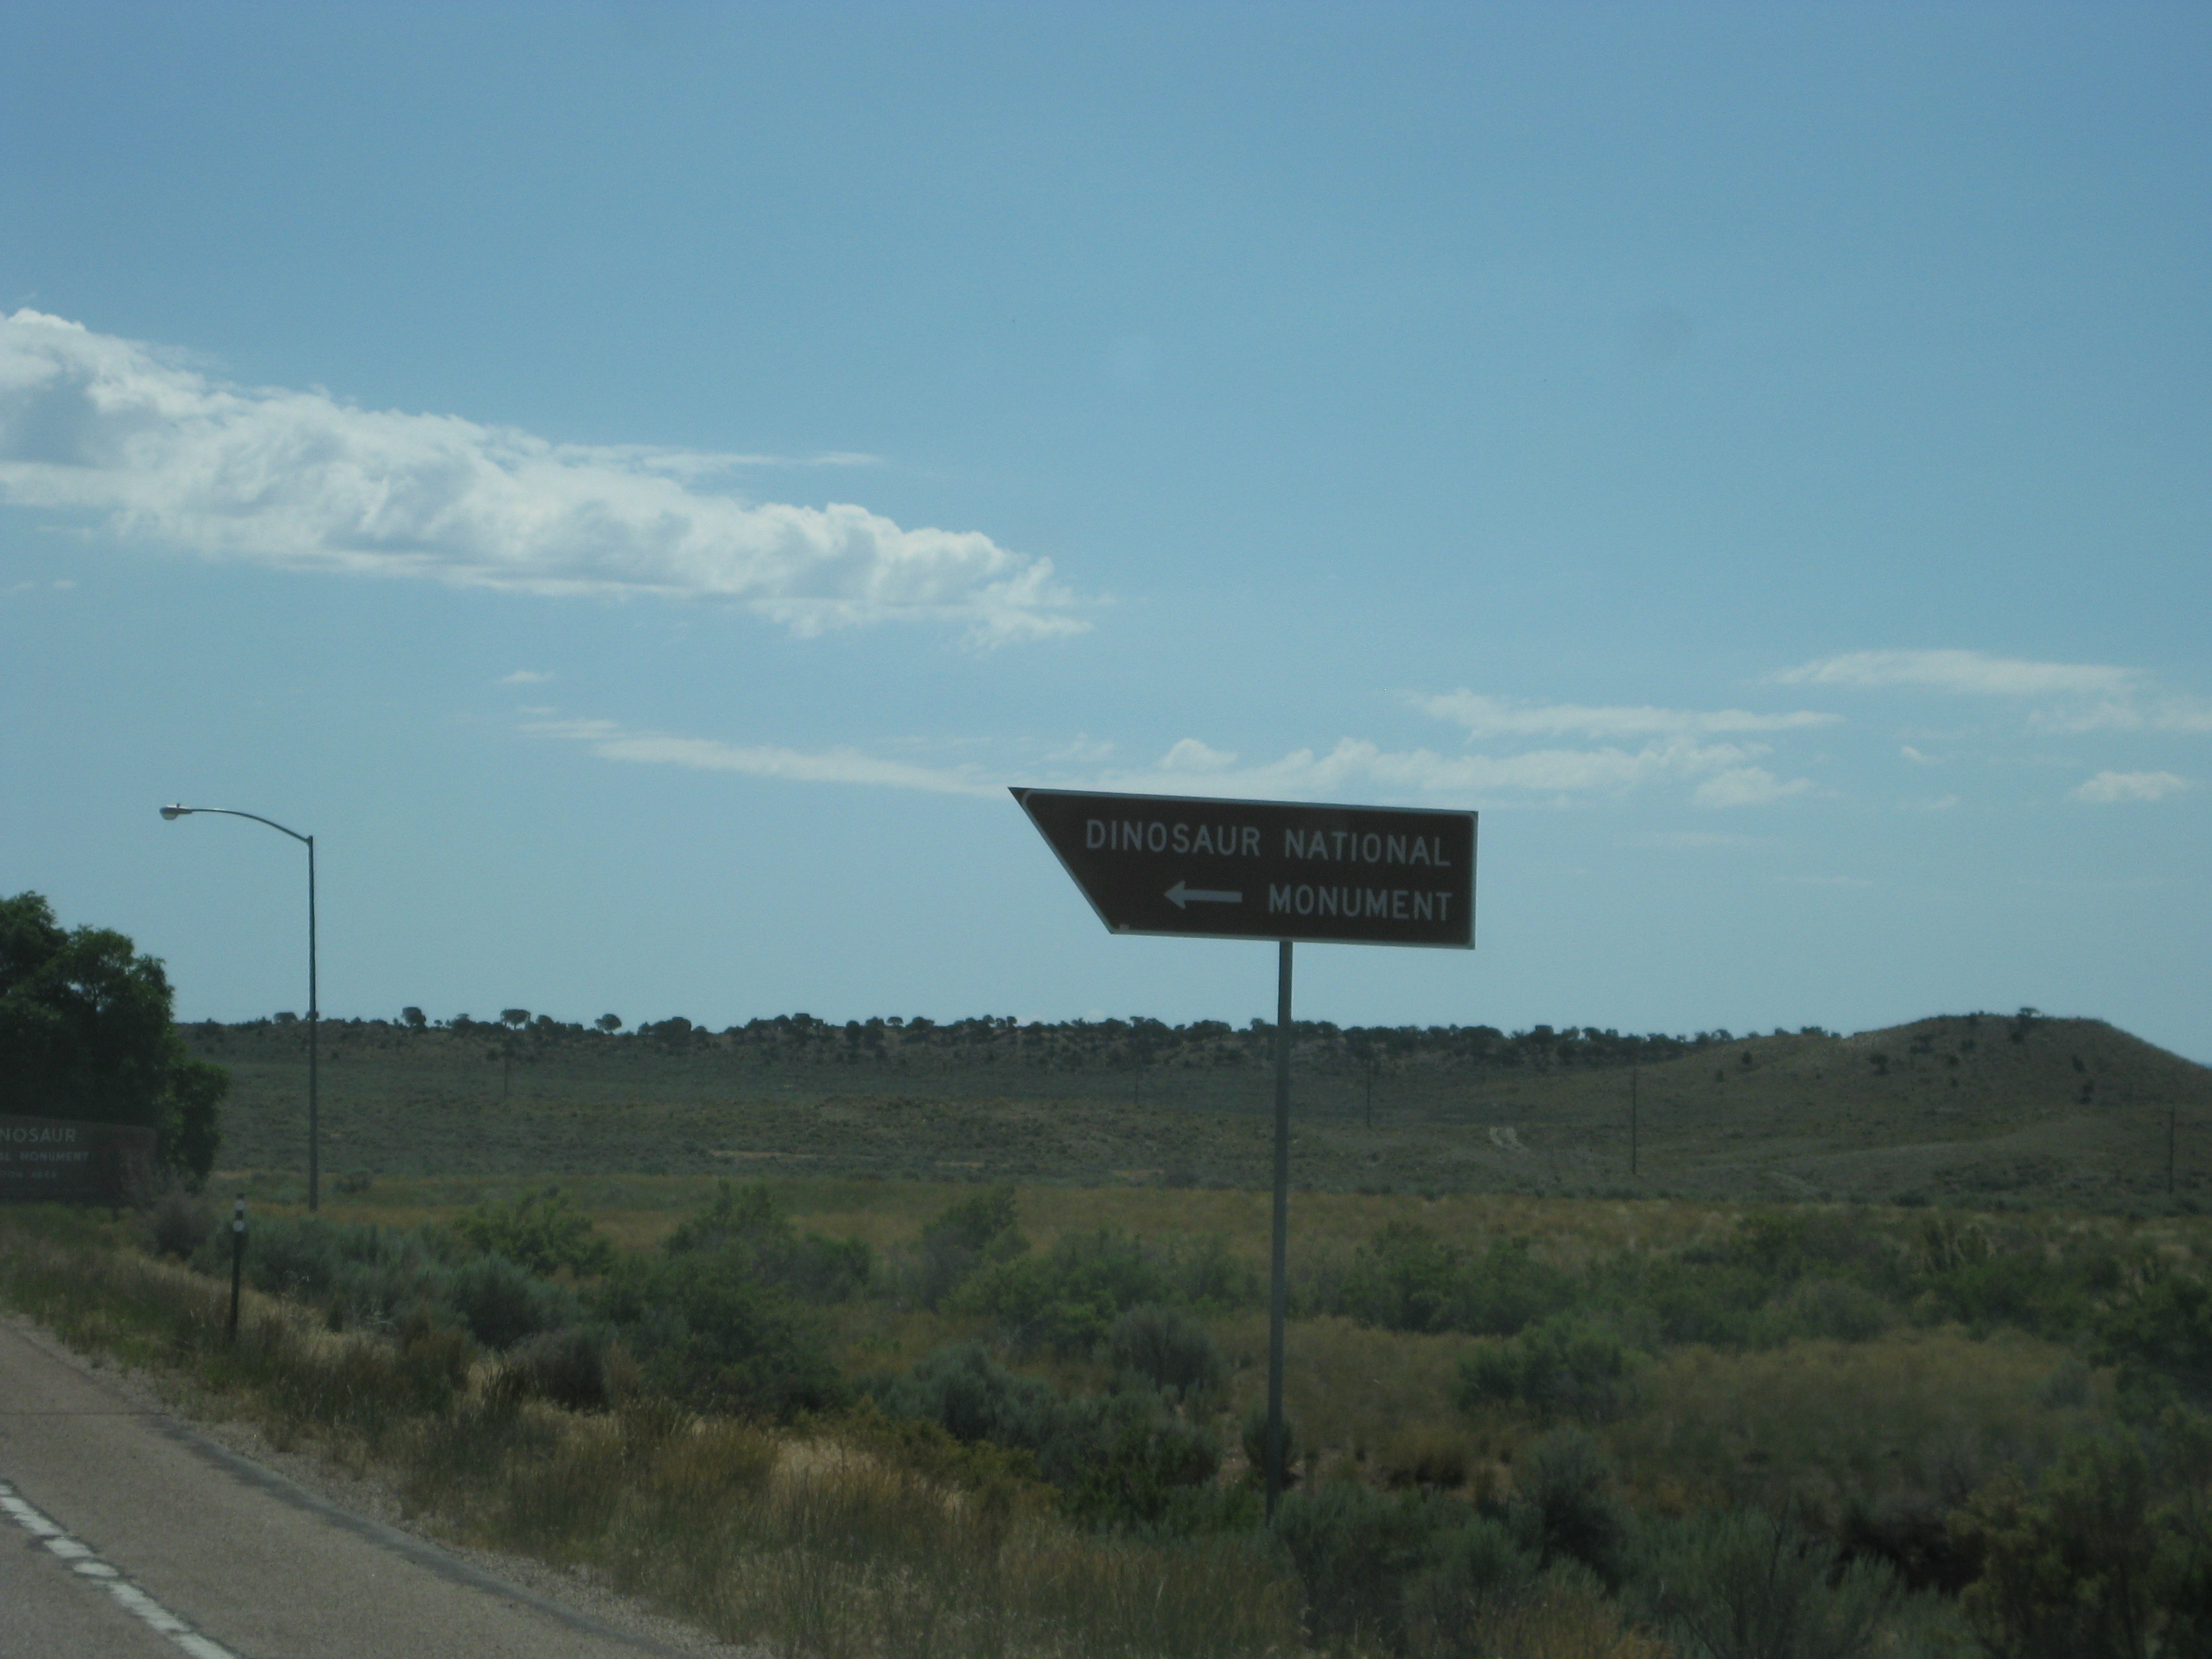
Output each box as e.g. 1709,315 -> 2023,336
0,1479 -> 243,1659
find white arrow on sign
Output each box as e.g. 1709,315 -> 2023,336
1166,880 -> 1242,909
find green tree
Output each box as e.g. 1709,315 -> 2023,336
0,891 -> 227,1183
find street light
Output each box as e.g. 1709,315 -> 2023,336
160,804 -> 321,1212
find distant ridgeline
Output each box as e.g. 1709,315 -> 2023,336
195,1010 -> 1800,1073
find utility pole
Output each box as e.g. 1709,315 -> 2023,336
1631,1065 -> 1639,1179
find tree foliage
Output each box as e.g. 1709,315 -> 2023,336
0,891 -> 226,1181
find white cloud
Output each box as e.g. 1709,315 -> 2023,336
1774,649 -> 2137,698
1692,768 -> 1814,808
2070,771 -> 2190,804
0,310 -> 1081,644
1899,794 -> 1961,813
526,717 -> 998,796
2028,697 -> 2212,735
1416,691 -> 1837,740
532,716 -> 1810,809
499,670 -> 554,684
1097,736 -> 1808,804
598,447 -> 882,477
1045,735 -> 1115,764
1159,738 -> 1238,773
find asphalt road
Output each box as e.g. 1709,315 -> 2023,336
0,1319 -> 687,1658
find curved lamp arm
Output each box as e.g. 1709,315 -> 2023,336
160,804 -> 311,846
159,803 -> 321,1211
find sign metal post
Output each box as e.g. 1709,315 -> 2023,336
1014,787 -> 1475,1519
1266,940 -> 1294,1515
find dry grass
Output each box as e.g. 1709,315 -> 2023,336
1611,1327 -> 2103,1522
3,1205 -> 1303,1659
1214,1314 -> 1483,1475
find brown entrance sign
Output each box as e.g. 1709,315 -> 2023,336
1010,788 -> 1476,948
0,1115 -> 158,1203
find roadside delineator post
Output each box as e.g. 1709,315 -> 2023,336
1013,787 -> 1477,1521
228,1197 -> 247,1343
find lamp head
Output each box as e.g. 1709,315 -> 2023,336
160,804 -> 188,820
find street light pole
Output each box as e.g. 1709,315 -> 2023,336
161,805 -> 321,1212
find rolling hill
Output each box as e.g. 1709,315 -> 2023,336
185,1010 -> 2209,1211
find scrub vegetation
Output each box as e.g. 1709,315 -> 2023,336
190,1006 -> 2210,1210
7,1171 -> 2212,1657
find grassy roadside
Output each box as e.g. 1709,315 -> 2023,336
12,1175 -> 2211,1658
0,1204 -> 1300,1659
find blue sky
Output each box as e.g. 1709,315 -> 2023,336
3,3 -> 2207,1059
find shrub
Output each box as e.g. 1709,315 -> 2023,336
1398,1511 -> 1542,1652
958,1228 -> 1175,1355
1055,1389 -> 1221,1530
871,1340 -> 1061,1452
201,1214 -> 461,1328
2095,1271 -> 2212,1408
148,1189 -> 217,1260
192,1212 -> 580,1351
2149,1408 -> 2212,1658
1327,1224 -> 1576,1336
1510,1428 -> 1632,1589
1441,1565 -> 1670,1659
870,1341 -> 1218,1530
911,1183 -> 1026,1308
453,1187 -> 614,1278
1275,1481 -> 1465,1647
1163,1233 -> 1261,1312
1457,1316 -> 1637,1425
1948,1425 -> 2212,1659
594,1251 -> 844,1416
447,1252 -> 577,1351
504,1326 -> 612,1411
1107,1303 -> 1224,1402
1591,1252 -> 1767,1349
1642,1508 -> 1899,1659
1379,1430 -> 1475,1493
665,1181 -> 873,1303
1761,1277 -> 1895,1345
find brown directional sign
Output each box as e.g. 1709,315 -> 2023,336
0,1114 -> 158,1203
1012,787 -> 1475,948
